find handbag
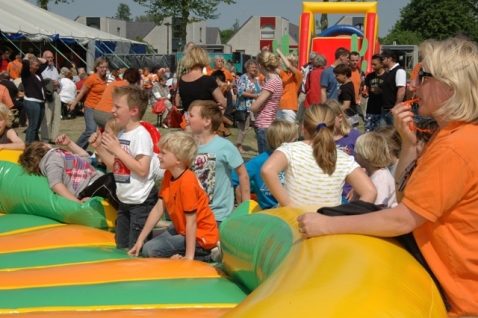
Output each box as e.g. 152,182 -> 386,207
152,99 -> 166,114
163,106 -> 183,128
233,109 -> 248,122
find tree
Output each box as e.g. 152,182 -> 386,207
134,13 -> 157,22
382,30 -> 423,46
220,19 -> 240,44
36,0 -> 70,10
232,19 -> 240,32
115,3 -> 132,22
133,0 -> 236,48
386,0 -> 478,42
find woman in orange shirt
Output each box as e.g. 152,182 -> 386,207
297,38 -> 478,317
93,68 -> 140,129
69,57 -> 108,149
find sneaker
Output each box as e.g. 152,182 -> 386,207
162,124 -> 169,129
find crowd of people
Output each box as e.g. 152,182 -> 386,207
1,35 -> 477,316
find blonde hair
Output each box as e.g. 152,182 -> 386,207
104,118 -> 122,136
181,46 -> 210,70
324,99 -> 352,136
375,126 -> 402,158
94,57 -> 108,72
112,85 -> 148,119
0,103 -> 14,128
303,104 -> 337,175
159,131 -> 198,167
285,53 -> 298,67
420,38 -> 478,123
355,132 -> 391,168
257,51 -> 280,72
266,119 -> 298,151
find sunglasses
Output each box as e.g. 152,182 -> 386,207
418,67 -> 433,83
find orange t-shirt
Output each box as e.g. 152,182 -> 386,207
160,169 -> 219,250
410,62 -> 422,81
402,121 -> 478,316
350,68 -> 363,104
0,85 -> 13,108
83,73 -> 107,109
7,60 -> 22,80
95,81 -> 128,113
279,69 -> 302,111
207,67 -> 233,84
142,74 -> 153,89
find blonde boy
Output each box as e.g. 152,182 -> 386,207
89,85 -> 158,249
129,131 -> 219,261
188,100 -> 250,225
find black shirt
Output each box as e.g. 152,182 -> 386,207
178,75 -> 218,112
338,81 -> 358,118
364,72 -> 386,115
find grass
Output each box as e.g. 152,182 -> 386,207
13,110 -> 260,161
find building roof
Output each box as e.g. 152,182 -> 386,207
206,27 -> 220,44
126,22 -> 157,40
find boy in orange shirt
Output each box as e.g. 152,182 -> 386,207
129,131 -> 219,261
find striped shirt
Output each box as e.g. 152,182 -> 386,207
277,141 -> 360,206
254,77 -> 283,129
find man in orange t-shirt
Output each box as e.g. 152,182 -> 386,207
6,54 -> 22,80
276,48 -> 302,123
0,84 -> 14,108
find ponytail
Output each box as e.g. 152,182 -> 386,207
312,124 -> 337,175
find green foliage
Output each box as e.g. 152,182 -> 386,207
115,3 -> 132,22
382,29 -> 423,45
232,19 -> 240,32
36,0 -> 70,10
387,0 -> 478,42
134,13 -> 157,22
220,29 -> 235,44
133,0 -> 236,45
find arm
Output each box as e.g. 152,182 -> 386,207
128,199 -> 165,256
276,48 -> 299,74
55,134 -> 89,157
250,89 -> 272,113
261,151 -> 293,207
297,202 -> 427,239
183,213 -> 197,260
345,167 -> 377,203
212,87 -> 227,111
320,87 -> 327,102
101,133 -> 152,178
69,83 -> 91,110
395,87 -> 406,105
341,100 -> 351,111
0,88 -> 13,108
89,132 -> 115,170
235,163 -> 251,202
51,183 -> 82,203
394,69 -> 407,105
0,130 -> 25,150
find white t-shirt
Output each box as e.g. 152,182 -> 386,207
59,78 -> 77,103
277,141 -> 360,206
370,168 -> 397,208
389,63 -> 407,87
114,125 -> 155,204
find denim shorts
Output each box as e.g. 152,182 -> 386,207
115,186 -> 158,249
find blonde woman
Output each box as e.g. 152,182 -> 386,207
262,103 -> 376,207
276,48 -> 302,123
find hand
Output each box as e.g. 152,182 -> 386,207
53,80 -> 59,86
80,197 -> 91,203
101,133 -> 121,155
391,102 -> 417,145
217,103 -> 225,111
128,241 -> 144,257
55,134 -> 72,146
297,212 -> 331,239
345,189 -> 356,202
171,254 -> 193,260
88,132 -> 102,149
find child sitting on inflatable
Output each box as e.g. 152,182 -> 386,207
232,119 -> 298,209
354,132 -> 398,208
18,134 -> 119,209
0,103 -> 25,151
129,131 -> 219,261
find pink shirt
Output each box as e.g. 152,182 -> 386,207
254,77 -> 283,129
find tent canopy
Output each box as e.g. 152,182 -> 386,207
0,0 -> 144,46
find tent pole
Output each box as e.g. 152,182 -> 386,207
49,42 -> 72,66
59,39 -> 87,66
75,40 -> 96,61
1,32 -> 25,55
101,40 -> 129,68
95,42 -> 120,69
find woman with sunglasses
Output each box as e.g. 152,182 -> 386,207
297,38 -> 478,316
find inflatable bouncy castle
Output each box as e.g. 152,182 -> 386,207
0,149 -> 447,316
299,2 -> 381,73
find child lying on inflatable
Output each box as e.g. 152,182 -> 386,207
18,134 -> 120,209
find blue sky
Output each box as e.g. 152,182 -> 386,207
28,0 -> 410,37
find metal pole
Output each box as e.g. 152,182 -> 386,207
59,38 -> 87,66
164,23 -> 171,54
0,32 -> 25,55
100,40 -> 129,68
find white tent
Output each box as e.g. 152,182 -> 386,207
0,0 -> 146,70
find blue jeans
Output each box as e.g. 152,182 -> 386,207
115,187 -> 158,250
76,106 -> 98,150
254,126 -> 268,154
23,99 -> 45,143
380,108 -> 394,126
142,224 -> 212,262
364,114 -> 381,132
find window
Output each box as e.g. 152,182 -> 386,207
117,27 -> 121,35
261,24 -> 275,39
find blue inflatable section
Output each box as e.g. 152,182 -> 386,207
319,25 -> 364,37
